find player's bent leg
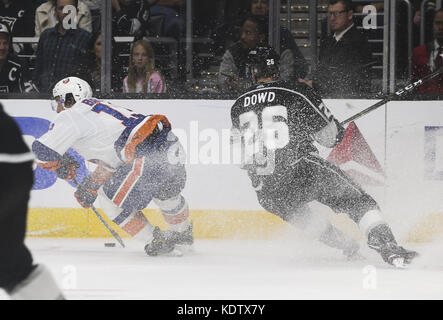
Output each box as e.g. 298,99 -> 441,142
0,164 -> 38,296
153,195 -> 194,249
98,189 -> 154,244
284,204 -> 360,259
305,155 -> 418,266
8,264 -> 64,300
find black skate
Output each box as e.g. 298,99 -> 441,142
170,222 -> 194,246
367,224 -> 418,267
144,227 -> 177,256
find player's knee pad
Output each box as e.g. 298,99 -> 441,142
153,195 -> 189,226
347,194 -> 380,224
98,188 -> 125,221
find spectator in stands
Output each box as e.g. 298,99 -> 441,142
250,0 -> 308,80
412,1 -> 437,47
306,0 -> 373,98
0,0 -> 36,38
0,23 -> 36,93
0,0 -> 36,54
149,0 -> 185,39
33,0 -> 91,93
82,0 -> 101,34
35,0 -> 92,36
412,9 -> 443,94
122,39 -> 166,93
112,0 -> 159,38
75,31 -> 124,92
218,15 -> 296,94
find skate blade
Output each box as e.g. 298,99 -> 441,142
166,248 -> 183,257
175,244 -> 194,254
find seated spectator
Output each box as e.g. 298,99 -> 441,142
82,0 -> 101,34
250,0 -> 308,80
0,23 -> 36,93
0,0 -> 36,38
75,31 -> 124,92
123,39 -> 166,93
307,0 -> 373,98
33,0 -> 91,93
218,15 -> 296,95
35,0 -> 92,36
0,0 -> 36,54
412,9 -> 443,94
150,0 -> 185,39
112,0 -> 158,38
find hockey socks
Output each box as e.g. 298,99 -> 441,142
113,209 -> 154,243
153,195 -> 190,232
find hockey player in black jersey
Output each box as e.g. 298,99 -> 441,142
0,103 -> 64,299
230,46 -> 418,268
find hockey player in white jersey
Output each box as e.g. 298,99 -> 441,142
32,77 -> 193,256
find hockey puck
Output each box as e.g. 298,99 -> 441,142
104,243 -> 116,247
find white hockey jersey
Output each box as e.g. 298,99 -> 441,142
34,98 -> 166,170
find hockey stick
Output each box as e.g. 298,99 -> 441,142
340,65 -> 443,125
73,178 -> 126,248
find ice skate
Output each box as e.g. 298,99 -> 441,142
169,222 -> 194,253
144,227 -> 180,256
367,224 -> 418,268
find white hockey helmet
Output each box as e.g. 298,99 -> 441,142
51,77 -> 93,111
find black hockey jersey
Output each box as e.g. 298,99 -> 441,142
0,58 -> 26,93
0,103 -> 33,163
230,80 -> 344,176
0,0 -> 35,37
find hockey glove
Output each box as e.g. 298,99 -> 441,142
56,153 -> 80,180
74,176 -> 101,208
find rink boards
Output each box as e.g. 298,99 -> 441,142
2,98 -> 443,242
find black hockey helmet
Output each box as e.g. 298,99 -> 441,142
247,46 -> 280,82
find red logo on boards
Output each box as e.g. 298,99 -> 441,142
327,122 -> 385,185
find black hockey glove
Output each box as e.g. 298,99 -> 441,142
74,176 -> 100,208
56,153 -> 80,180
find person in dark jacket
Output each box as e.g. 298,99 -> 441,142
0,103 -> 64,299
411,9 -> 443,94
309,0 -> 373,98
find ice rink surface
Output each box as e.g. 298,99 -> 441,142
1,235 -> 443,300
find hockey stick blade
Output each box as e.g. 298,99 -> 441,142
341,66 -> 443,125
90,205 -> 126,248
73,178 -> 125,248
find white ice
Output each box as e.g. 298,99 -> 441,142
1,235 -> 443,300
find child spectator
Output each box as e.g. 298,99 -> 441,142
123,39 -> 166,93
